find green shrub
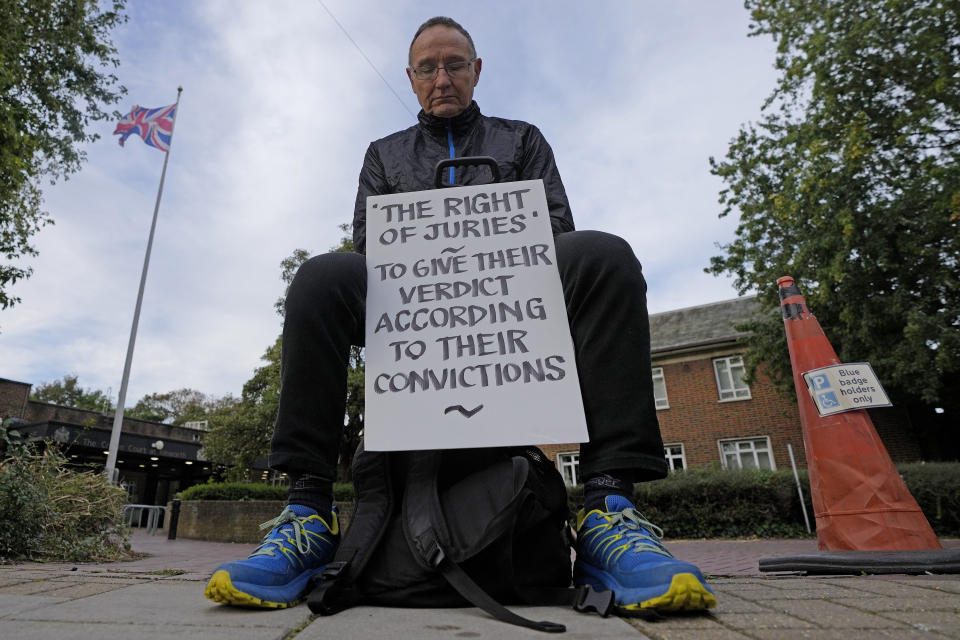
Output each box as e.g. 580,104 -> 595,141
333,482 -> 355,501
898,462 -> 960,538
0,427 -> 130,562
178,482 -> 286,501
178,481 -> 355,502
564,462 -> 960,539
632,467 -> 812,539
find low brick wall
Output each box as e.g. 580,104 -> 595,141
167,500 -> 355,544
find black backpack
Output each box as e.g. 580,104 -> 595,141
307,445 -> 613,633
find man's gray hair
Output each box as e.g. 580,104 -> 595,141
408,16 -> 477,65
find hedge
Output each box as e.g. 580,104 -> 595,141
897,462 -> 960,538
178,481 -> 355,502
567,462 -> 960,539
179,463 -> 959,540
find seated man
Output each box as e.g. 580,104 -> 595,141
205,16 -> 715,614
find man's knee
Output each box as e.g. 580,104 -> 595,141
556,230 -> 645,282
286,252 -> 366,310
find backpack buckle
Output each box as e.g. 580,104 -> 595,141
574,585 -> 614,617
426,542 -> 446,568
308,561 -> 353,616
320,560 -> 348,582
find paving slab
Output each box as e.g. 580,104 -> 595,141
747,630 -> 940,640
831,594 -> 960,612
624,620 -> 754,640
826,576 -> 958,597
0,579 -> 76,595
0,620 -> 293,640
703,592 -> 768,613
892,577 -> 960,594
763,599 -> 911,629
881,609 -> 960,634
0,576 -> 32,588
711,610 -> 817,630
41,581 -> 131,598
6,581 -> 314,632
753,585 -> 857,599
0,594 -> 70,617
294,605 -> 640,639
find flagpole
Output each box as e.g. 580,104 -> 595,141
105,86 -> 183,484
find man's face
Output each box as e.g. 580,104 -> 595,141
407,25 -> 482,118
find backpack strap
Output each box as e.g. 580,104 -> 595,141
308,447 -> 395,615
435,548 -> 566,633
401,451 -> 450,569
402,450 -> 570,634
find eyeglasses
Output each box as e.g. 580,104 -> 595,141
409,59 -> 475,82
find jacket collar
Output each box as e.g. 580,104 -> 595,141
417,101 -> 481,137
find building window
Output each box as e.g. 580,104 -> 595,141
713,355 -> 751,401
719,437 -> 775,470
664,444 -> 685,471
652,367 -> 669,410
557,452 -> 580,486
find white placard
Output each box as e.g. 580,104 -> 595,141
364,179 -> 588,451
802,362 -> 893,416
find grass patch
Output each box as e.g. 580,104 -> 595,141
144,568 -> 186,576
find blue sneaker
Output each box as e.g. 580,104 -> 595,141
574,495 -> 716,613
205,504 -> 339,608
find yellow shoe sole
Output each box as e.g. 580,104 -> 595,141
618,573 -> 718,613
204,570 -> 298,609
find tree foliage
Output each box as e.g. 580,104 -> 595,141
709,0 -> 960,408
203,338 -> 281,480
0,0 -> 127,311
205,226 -> 367,480
126,388 -> 230,424
273,248 -> 311,318
31,375 -> 113,412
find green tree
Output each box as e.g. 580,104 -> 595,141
31,375 -> 113,412
708,0 -> 960,450
126,388 -> 226,424
203,339 -> 280,480
0,0 -> 128,311
340,344 -> 364,481
273,248 -> 311,318
205,226 -> 366,480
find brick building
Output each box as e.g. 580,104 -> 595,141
1,377 -> 213,506
541,296 -> 924,485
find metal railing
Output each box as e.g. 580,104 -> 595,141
123,504 -> 167,535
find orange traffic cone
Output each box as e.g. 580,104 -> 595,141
777,276 -> 940,551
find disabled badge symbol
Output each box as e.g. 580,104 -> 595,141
818,391 -> 840,409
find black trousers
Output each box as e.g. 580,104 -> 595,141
269,230 -> 667,484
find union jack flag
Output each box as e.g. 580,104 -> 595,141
113,104 -> 177,152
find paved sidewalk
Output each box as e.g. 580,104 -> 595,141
1,531 -> 958,639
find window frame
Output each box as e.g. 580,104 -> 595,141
663,443 -> 686,471
717,436 -> 775,470
651,366 -> 669,410
556,451 -> 581,486
713,355 -> 752,402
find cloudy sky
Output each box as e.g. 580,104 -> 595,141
1,1 -> 779,405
